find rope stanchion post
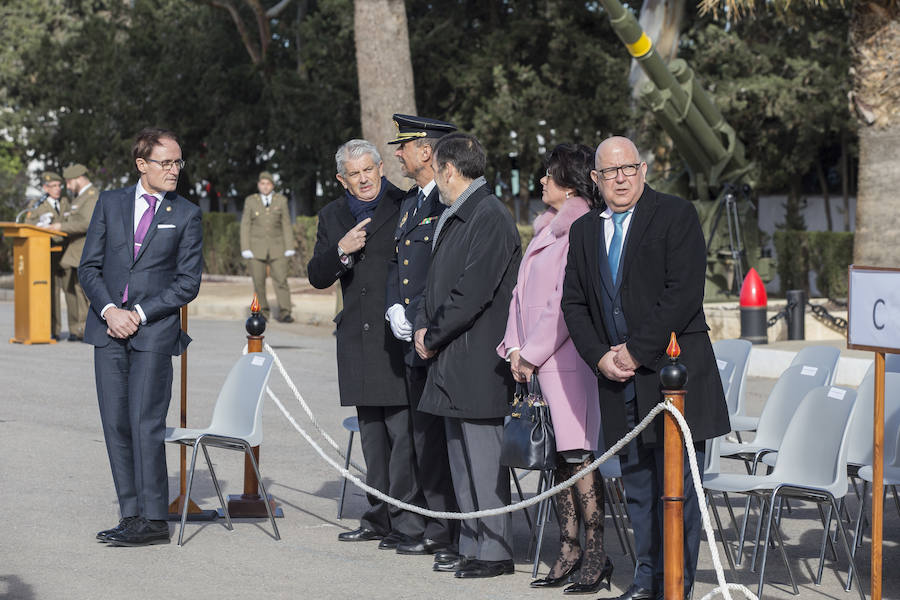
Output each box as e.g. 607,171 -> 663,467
227,295 -> 282,518
661,332 -> 687,600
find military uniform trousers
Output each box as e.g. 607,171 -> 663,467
50,252 -> 63,338
406,365 -> 457,545
356,404 -> 425,538
248,253 -> 292,320
61,266 -> 89,337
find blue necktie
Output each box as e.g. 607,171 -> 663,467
414,189 -> 425,215
608,211 -> 629,284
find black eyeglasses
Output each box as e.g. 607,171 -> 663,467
146,158 -> 185,171
595,163 -> 642,180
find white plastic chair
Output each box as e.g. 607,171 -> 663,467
791,344 -> 841,386
704,385 -> 865,599
718,364 -> 829,561
712,339 -> 752,435
165,352 -> 278,546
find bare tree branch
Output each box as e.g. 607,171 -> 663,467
204,0 -> 262,64
266,0 -> 294,18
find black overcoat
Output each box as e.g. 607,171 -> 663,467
415,184 -> 521,419
307,181 -> 407,407
561,184 -> 729,447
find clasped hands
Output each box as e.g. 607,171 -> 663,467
508,349 -> 535,383
387,304 -> 412,342
597,343 -> 639,382
106,307 -> 141,339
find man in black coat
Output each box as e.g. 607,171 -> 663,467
561,136 -> 729,600
384,114 -> 459,560
308,139 -> 423,548
414,133 -> 521,579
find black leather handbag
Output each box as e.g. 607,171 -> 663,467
499,375 -> 557,470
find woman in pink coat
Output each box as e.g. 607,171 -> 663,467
497,144 -> 611,594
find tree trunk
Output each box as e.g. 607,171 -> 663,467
815,159 -> 834,232
353,0 -> 416,187
850,4 -> 900,266
853,125 -> 900,265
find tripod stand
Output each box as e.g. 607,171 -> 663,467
706,184 -> 747,296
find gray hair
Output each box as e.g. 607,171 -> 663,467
335,139 -> 382,176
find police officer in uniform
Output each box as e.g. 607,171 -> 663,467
384,115 -> 460,564
47,164 -> 100,341
26,171 -> 69,340
240,171 -> 296,322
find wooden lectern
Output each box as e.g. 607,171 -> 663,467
0,222 -> 66,344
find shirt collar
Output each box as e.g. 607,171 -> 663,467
420,179 -> 436,198
136,180 -> 163,204
78,182 -> 93,197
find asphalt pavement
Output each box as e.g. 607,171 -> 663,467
0,294 -> 896,600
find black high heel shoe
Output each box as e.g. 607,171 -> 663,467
529,555 -> 583,588
562,556 -> 613,594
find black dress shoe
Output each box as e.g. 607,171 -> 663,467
276,314 -> 294,323
564,557 -> 614,594
67,334 -> 83,342
433,555 -> 468,572
338,526 -> 384,542
377,531 -> 412,550
433,549 -> 460,563
454,559 -> 515,578
530,555 -> 583,588
96,516 -> 139,542
397,537 -> 453,555
611,584 -> 655,600
105,517 -> 170,547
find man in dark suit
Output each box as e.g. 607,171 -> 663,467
79,128 -> 203,546
307,139 -> 424,549
562,136 -> 729,599
384,114 -> 459,561
414,133 -> 521,579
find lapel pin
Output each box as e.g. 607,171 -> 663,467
166,206 -> 172,212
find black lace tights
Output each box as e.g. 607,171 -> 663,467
547,456 -> 607,584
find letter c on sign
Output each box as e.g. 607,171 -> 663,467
873,299 -> 886,330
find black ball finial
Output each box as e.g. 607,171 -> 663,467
246,294 -> 267,336
659,332 -> 688,390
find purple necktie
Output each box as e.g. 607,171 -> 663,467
122,194 -> 158,303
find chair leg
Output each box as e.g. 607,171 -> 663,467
770,499 -> 798,594
891,485 -> 900,519
830,495 -> 866,600
816,503 -> 838,585
756,493 -> 775,599
179,441 -> 204,546
707,491 -> 736,571
511,469 -> 533,531
846,480 -> 868,590
200,443 -> 232,531
737,493 -> 754,565
243,441 -> 280,541
337,430 -> 354,519
526,470 -> 546,561
530,471 -> 553,578
604,478 -> 629,556
613,479 -> 637,566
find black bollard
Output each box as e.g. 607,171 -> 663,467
785,289 -> 806,340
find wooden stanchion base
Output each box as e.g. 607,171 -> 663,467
166,495 -> 219,522
10,337 -> 57,345
224,494 -> 283,518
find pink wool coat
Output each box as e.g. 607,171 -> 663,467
497,197 -> 601,452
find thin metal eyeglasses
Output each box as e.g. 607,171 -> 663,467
146,158 -> 185,171
595,163 -> 642,180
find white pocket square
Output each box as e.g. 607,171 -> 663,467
157,223 -> 176,229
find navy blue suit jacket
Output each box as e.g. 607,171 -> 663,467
78,185 -> 203,356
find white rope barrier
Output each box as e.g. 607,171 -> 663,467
253,343 -> 757,600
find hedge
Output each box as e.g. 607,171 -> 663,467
772,230 -> 854,298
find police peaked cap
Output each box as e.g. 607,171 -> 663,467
387,114 -> 457,145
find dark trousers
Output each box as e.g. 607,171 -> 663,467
356,405 -> 424,538
444,417 -> 512,561
620,398 -> 706,592
407,365 -> 458,545
94,340 -> 173,520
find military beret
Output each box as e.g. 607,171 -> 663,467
62,163 -> 88,179
387,114 -> 457,145
258,171 -> 275,183
41,171 -> 63,184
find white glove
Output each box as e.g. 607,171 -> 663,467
284,249 -> 296,257
386,304 -> 413,341
241,250 -> 254,259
